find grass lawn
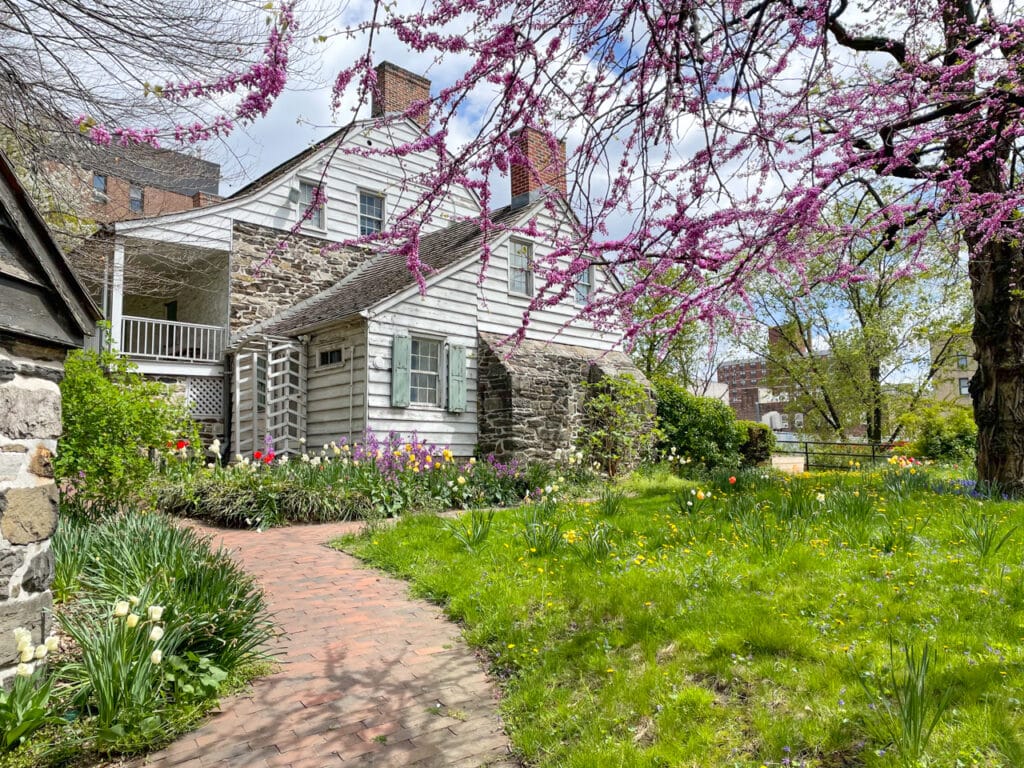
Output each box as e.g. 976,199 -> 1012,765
339,465 -> 1024,768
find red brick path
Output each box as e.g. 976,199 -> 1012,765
135,521 -> 517,768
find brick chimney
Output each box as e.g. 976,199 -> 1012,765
371,61 -> 431,128
510,127 -> 566,206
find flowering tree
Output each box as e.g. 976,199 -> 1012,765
75,0 -> 1024,490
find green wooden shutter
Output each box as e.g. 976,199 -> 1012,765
391,336 -> 411,407
447,344 -> 467,413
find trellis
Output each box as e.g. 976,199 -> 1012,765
232,337 -> 306,457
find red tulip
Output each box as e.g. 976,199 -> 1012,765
728,476 -> 736,485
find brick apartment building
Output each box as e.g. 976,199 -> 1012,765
716,357 -> 770,421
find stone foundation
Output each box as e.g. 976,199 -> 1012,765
0,336 -> 62,685
476,332 -> 653,464
230,221 -> 371,333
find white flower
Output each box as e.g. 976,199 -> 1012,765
44,635 -> 59,653
816,493 -> 826,503
234,454 -> 244,463
128,595 -> 140,606
544,485 -> 553,494
150,649 -> 163,665
113,600 -> 130,618
19,646 -> 33,663
299,437 -> 306,445
457,476 -> 466,485
33,644 -> 47,660
12,627 -> 31,649
15,662 -> 32,677
147,605 -> 164,621
300,453 -> 310,463
149,625 -> 165,642
126,613 -> 140,628
279,455 -> 288,464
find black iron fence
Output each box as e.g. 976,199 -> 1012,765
774,440 -> 900,471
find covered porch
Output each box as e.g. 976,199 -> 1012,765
103,234 -> 230,372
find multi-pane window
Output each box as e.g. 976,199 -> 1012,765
129,184 -> 144,214
957,353 -> 969,369
299,181 -> 324,229
509,240 -> 534,296
959,377 -> 970,396
574,265 -> 592,305
359,191 -> 384,235
410,338 -> 441,405
92,173 -> 107,196
319,349 -> 343,367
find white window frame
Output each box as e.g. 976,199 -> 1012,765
574,265 -> 593,305
957,353 -> 969,370
409,336 -> 444,407
958,377 -> 970,396
508,240 -> 534,297
358,189 -> 385,236
298,179 -> 326,230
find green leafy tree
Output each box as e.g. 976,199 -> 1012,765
742,194 -> 970,443
56,344 -> 194,519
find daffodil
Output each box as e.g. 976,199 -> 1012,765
113,600 -> 130,617
150,649 -> 163,664
148,605 -> 164,621
150,625 -> 165,642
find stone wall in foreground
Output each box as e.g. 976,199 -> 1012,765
0,335 -> 61,685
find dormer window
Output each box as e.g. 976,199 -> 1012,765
298,180 -> 325,229
359,190 -> 384,236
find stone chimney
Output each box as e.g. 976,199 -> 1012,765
371,62 -> 431,128
510,127 -> 567,207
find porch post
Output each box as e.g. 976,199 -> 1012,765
109,237 -> 125,351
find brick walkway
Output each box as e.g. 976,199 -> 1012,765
135,521 -> 517,768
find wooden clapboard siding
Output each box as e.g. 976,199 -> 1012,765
475,205 -> 622,351
115,118 -> 480,258
305,320 -> 368,447
363,268 -> 479,454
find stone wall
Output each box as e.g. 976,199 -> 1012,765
477,332 -> 654,464
230,221 -> 371,333
0,335 -> 61,685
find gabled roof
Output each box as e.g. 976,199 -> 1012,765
259,205 -> 524,337
0,150 -> 102,347
227,125 -> 353,201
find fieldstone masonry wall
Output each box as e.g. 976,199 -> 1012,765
0,335 -> 61,685
477,332 -> 654,464
230,222 -> 371,333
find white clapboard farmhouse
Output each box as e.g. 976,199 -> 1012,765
100,62 -> 645,459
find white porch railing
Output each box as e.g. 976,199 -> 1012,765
120,316 -> 226,363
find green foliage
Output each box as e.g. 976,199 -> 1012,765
860,642 -> 954,767
59,513 -> 272,677
0,668 -> 56,753
900,402 -> 977,461
163,653 -> 228,704
56,346 -> 194,520
444,509 -> 495,553
579,374 -> 657,477
50,516 -> 91,603
59,596 -> 183,746
736,420 -> 775,466
654,378 -> 742,469
957,510 -> 1016,562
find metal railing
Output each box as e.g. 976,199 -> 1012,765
775,439 -> 898,471
120,316 -> 225,364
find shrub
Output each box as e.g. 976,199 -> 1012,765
899,402 -> 976,461
654,378 -> 741,469
56,346 -> 194,520
736,420 -> 775,466
578,374 -> 658,477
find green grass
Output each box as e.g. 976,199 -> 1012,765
339,467 -> 1024,767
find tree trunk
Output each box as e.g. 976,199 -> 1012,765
968,237 -> 1024,495
867,363 -> 883,444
